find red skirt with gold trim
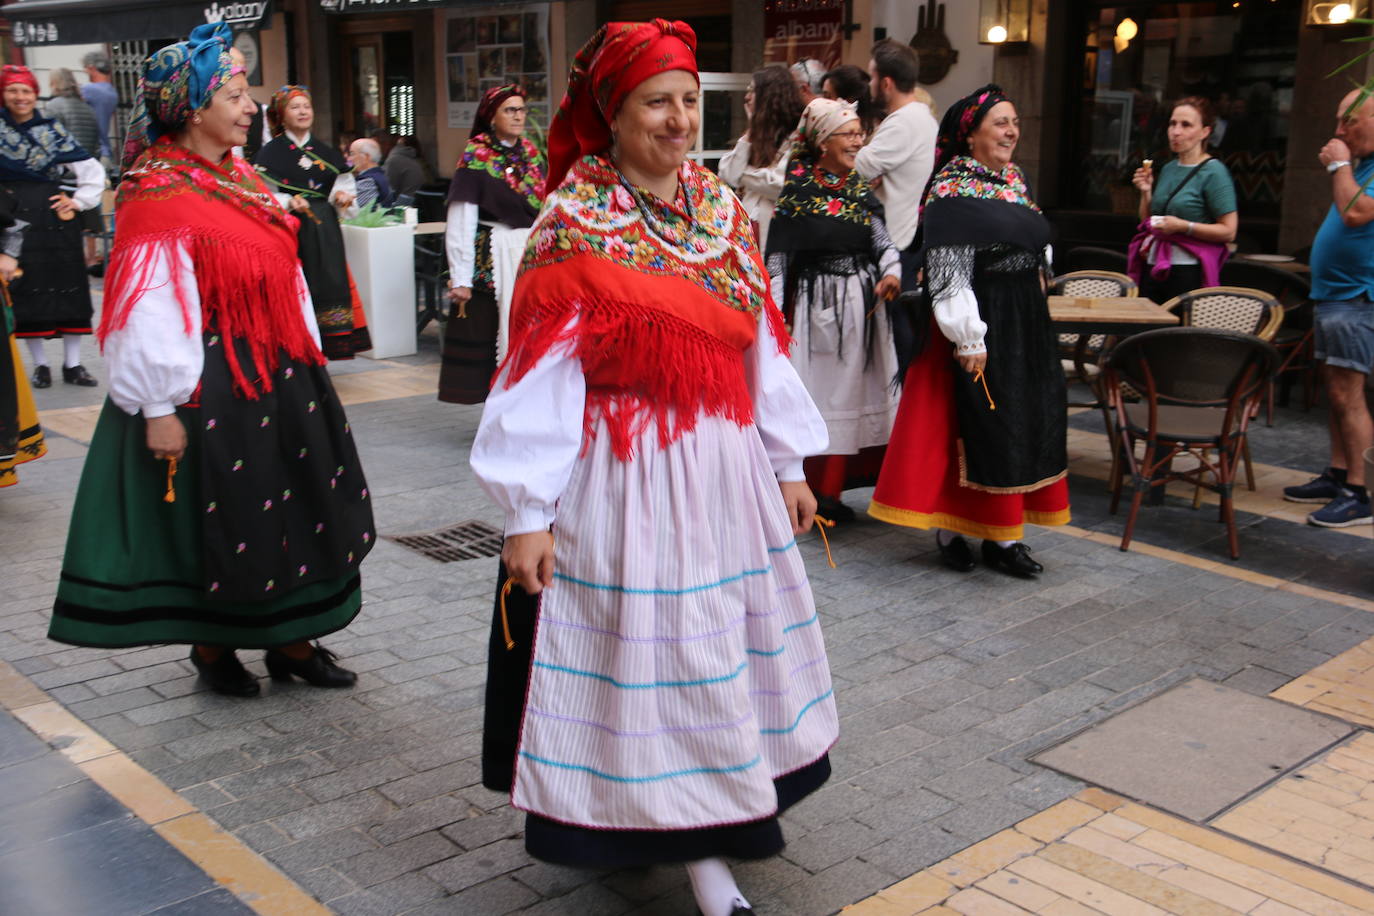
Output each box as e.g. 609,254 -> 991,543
869,334 -> 1069,542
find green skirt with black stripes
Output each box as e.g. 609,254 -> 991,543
50,347 -> 373,649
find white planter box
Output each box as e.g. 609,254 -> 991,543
341,224 -> 417,359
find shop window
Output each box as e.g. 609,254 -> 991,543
1067,0 -> 1300,224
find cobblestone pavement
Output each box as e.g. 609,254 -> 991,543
3,330 -> 1373,915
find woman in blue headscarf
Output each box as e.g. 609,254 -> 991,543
49,24 -> 375,697
0,64 -> 104,389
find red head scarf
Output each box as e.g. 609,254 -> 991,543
0,66 -> 39,94
471,84 -> 525,139
267,85 -> 312,137
544,19 -> 698,195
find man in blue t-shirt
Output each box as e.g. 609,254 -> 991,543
81,52 -> 118,163
1284,90 -> 1374,527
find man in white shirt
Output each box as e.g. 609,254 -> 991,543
855,39 -> 937,290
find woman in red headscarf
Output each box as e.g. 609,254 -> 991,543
438,84 -> 546,404
0,65 -> 105,389
470,21 -> 837,916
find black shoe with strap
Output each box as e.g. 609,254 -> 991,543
189,648 -> 260,697
264,644 -> 357,688
61,364 -> 98,387
31,365 -> 50,388
980,540 -> 1043,578
936,534 -> 976,572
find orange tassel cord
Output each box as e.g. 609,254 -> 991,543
163,457 -> 178,503
812,514 -> 837,569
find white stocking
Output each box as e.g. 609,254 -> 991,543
62,334 -> 82,369
25,338 -> 47,367
685,858 -> 750,916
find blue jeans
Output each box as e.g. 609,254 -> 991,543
1314,298 -> 1374,374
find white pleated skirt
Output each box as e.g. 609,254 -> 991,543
510,413 -> 838,831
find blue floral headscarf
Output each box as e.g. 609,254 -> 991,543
121,22 -> 241,170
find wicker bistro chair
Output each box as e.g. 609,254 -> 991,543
1160,286 -> 1283,496
1052,270 -> 1138,400
1102,328 -> 1279,560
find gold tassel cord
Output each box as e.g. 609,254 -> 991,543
973,368 -> 996,411
812,514 -> 837,569
499,578 -> 516,650
164,457 -> 178,503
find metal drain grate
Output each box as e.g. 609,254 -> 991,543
386,520 -> 504,562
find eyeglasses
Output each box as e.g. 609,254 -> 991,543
828,130 -> 865,142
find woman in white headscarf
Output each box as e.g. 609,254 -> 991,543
766,98 -> 901,521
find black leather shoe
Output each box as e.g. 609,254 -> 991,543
31,365 -> 50,388
264,644 -> 357,688
816,495 -> 856,523
981,540 -> 1044,578
189,648 -> 260,697
87,262 -> 104,278
937,534 -> 976,572
61,364 -> 98,387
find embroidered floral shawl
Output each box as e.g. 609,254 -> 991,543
503,152 -> 788,459
100,137 -> 322,398
446,134 -> 545,229
768,154 -> 881,258
0,109 -> 89,183
923,154 -> 1039,212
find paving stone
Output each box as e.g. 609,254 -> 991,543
300,757 -> 413,803
422,836 -> 531,893
774,856 -> 898,915
926,760 -> 1024,803
781,817 -> 884,872
405,876 -> 540,916
858,822 -> 971,879
272,790 -> 396,840
156,749 -> 258,790
510,882 -> 634,916
337,829 -> 461,888
934,795 -> 1039,842
377,759 -> 482,806
293,867 -> 358,905
1222,664 -> 1295,696
269,827 -> 380,876
83,662 -> 190,697
440,805 -> 524,851
368,795 -> 472,846
214,754 -> 336,798
509,860 -> 599,898
232,821 -> 294,854
206,785 -> 316,831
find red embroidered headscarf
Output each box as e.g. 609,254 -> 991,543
0,66 -> 39,94
267,85 -> 311,137
544,19 -> 698,195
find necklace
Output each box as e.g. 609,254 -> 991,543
813,163 -> 847,190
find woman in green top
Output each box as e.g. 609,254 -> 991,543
1130,96 -> 1238,303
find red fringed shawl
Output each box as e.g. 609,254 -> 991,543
98,137 -> 322,398
504,153 -> 790,460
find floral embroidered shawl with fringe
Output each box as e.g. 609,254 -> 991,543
98,137 -> 323,398
502,152 -> 789,459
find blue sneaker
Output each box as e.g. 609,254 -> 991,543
1284,472 -> 1345,504
1307,491 -> 1373,528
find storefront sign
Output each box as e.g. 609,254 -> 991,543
763,0 -> 843,70
443,3 -> 550,132
5,0 -> 271,46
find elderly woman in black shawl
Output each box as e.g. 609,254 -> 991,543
767,97 -> 901,521
870,85 -> 1070,578
438,84 -> 546,404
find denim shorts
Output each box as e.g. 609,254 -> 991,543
1314,299 -> 1374,374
